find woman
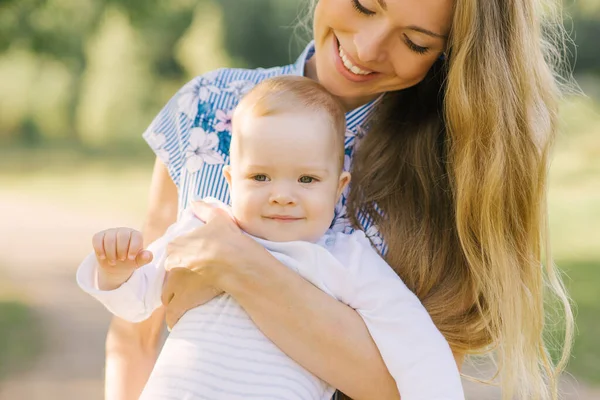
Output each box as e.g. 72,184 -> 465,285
105,0 -> 573,399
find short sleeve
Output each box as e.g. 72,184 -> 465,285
142,72 -> 223,188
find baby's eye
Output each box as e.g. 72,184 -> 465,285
298,176 -> 318,184
252,174 -> 269,182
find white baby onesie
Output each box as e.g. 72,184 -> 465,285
77,206 -> 464,400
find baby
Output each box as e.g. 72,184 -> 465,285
77,76 -> 464,400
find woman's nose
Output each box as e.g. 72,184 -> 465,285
353,25 -> 389,64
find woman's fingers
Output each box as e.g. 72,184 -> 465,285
191,200 -> 233,223
164,253 -> 185,271
165,286 -> 222,329
165,298 -> 185,330
161,268 -> 224,329
162,269 -> 188,328
161,270 -> 178,306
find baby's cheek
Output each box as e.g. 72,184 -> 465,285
231,205 -> 252,231
235,217 -> 259,237
316,208 -> 336,236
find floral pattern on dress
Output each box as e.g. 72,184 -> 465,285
223,80 -> 255,97
365,225 -> 384,254
215,109 -> 233,132
343,147 -> 353,173
330,203 -> 353,235
185,127 -> 225,172
216,130 -> 231,158
178,75 -> 223,121
355,124 -> 369,140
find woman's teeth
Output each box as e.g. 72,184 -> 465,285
338,45 -> 373,76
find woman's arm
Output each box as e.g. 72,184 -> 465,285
227,261 -> 465,400
104,158 -> 178,400
225,248 -> 402,400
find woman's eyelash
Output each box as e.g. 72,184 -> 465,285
351,1 -> 429,55
403,35 -> 429,54
351,0 -> 375,16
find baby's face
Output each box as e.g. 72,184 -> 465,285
224,111 -> 350,243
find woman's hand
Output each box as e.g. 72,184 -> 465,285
160,268 -> 222,329
160,200 -> 262,328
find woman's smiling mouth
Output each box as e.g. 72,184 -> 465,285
333,35 -> 380,83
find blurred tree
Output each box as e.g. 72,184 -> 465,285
218,0 -> 308,68
0,0 -> 598,146
565,0 -> 600,74
0,0 -> 105,143
0,0 -> 305,145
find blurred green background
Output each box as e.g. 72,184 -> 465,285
0,0 -> 598,398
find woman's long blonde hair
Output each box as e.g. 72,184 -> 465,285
302,0 -> 574,399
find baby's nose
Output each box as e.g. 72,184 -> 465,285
269,187 -> 296,205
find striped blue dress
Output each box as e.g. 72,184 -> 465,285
142,41 -> 384,399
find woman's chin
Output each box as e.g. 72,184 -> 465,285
322,82 -> 380,109
317,73 -> 367,100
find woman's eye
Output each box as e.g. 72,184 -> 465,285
252,174 -> 269,182
299,176 -> 317,184
351,0 -> 375,16
403,35 -> 429,55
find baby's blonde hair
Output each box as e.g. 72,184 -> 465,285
232,76 -> 347,168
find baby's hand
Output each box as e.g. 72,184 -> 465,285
92,228 -> 153,281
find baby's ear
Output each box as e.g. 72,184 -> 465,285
337,171 -> 351,198
223,165 -> 232,187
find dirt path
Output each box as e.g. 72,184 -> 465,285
0,189 -> 597,399
0,190 -> 144,399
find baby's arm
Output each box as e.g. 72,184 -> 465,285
76,208 -> 204,322
329,232 -> 464,400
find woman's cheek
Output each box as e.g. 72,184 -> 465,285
314,0 -> 360,37
383,54 -> 437,91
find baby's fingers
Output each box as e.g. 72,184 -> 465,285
135,250 -> 153,268
116,229 -> 132,262
103,229 -> 118,265
92,232 -> 106,260
127,231 -> 144,261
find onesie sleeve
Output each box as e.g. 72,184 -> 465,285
329,231 -> 465,400
76,208 -> 205,322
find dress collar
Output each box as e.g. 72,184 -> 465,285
291,40 -> 316,77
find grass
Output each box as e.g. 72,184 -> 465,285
560,260 -> 600,383
0,300 -> 43,378
0,146 -> 154,219
0,94 -> 598,384
549,94 -> 600,383
0,277 -> 44,378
